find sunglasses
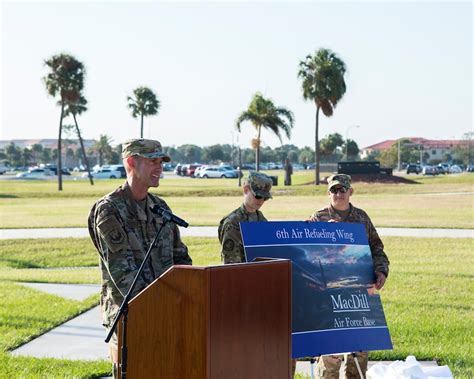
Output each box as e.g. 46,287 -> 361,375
329,186 -> 349,194
254,194 -> 269,201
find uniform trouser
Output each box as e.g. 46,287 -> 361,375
109,331 -> 119,379
316,352 -> 368,379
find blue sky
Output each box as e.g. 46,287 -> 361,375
1,1 -> 472,149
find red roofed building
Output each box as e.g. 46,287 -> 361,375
361,138 -> 472,163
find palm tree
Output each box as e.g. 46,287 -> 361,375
92,135 -> 113,166
298,48 -> 346,185
127,87 -> 160,138
236,92 -> 294,171
63,95 -> 94,185
31,143 -> 43,165
22,148 -> 33,168
43,53 -> 85,190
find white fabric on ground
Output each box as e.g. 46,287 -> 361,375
367,356 -> 452,379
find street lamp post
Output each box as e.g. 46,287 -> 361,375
418,144 -> 423,166
233,132 -> 243,187
345,125 -> 360,161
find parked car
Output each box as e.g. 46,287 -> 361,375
218,165 -> 242,177
109,164 -> 126,178
16,168 -> 54,178
44,165 -> 71,175
266,162 -> 282,170
406,164 -> 422,174
467,165 -> 474,172
219,164 -> 235,171
82,168 -> 121,179
448,165 -> 462,174
292,164 -> 305,171
197,166 -> 238,178
174,164 -> 183,176
194,165 -> 209,178
241,164 -> 255,170
422,165 -> 438,176
436,163 -> 449,174
163,163 -> 176,172
183,164 -> 201,177
436,164 -> 447,174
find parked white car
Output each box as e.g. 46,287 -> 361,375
197,166 -> 238,178
449,165 -> 462,174
16,168 -> 54,178
194,165 -> 209,178
82,168 -> 121,179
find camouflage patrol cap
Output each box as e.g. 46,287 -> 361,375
327,174 -> 351,190
244,171 -> 273,199
121,139 -> 171,162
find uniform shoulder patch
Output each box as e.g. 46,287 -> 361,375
223,239 -> 235,251
97,215 -> 127,252
109,228 -> 124,245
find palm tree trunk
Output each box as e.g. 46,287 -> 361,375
57,103 -> 64,191
140,113 -> 144,138
256,126 -> 262,171
73,114 -> 94,186
315,105 -> 320,185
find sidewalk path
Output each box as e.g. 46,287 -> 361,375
11,283 -> 106,361
1,226 -> 473,239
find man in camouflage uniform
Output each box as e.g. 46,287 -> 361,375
88,139 -> 192,377
218,171 -> 273,263
309,174 -> 390,379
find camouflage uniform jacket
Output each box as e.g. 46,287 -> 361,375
310,203 -> 389,277
88,182 -> 192,330
218,204 -> 267,264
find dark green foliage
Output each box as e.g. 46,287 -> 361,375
298,48 -> 347,184
236,92 -> 294,170
43,53 -> 86,191
127,86 -> 160,138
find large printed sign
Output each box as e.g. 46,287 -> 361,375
240,221 -> 392,358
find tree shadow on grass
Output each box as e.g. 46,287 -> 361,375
0,258 -> 42,269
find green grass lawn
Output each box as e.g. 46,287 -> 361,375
0,174 -> 473,377
1,173 -> 473,228
0,236 -> 472,378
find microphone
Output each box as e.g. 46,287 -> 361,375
151,205 -> 189,228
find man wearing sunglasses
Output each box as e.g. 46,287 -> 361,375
218,171 -> 273,264
308,173 -> 390,379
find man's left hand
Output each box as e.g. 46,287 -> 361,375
375,272 -> 387,290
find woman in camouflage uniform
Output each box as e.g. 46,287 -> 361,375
218,171 -> 273,264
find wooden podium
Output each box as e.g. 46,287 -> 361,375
117,259 -> 291,378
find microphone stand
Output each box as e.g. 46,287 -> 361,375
105,220 -> 168,379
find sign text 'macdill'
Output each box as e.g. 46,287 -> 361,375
330,293 -> 370,312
